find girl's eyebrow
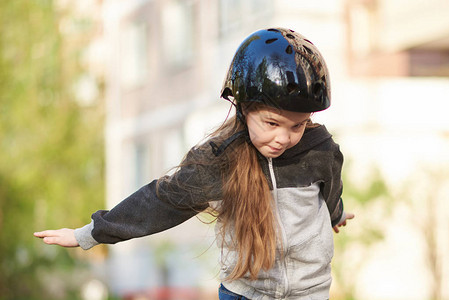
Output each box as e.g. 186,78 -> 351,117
261,113 -> 309,125
260,114 -> 280,122
265,117 -> 279,122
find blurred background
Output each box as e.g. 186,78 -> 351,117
1,0 -> 449,299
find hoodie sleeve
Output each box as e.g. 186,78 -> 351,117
322,142 -> 345,227
74,146 -> 221,249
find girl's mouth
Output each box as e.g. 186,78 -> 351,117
269,146 -> 283,152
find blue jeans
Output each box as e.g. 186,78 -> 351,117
218,284 -> 250,300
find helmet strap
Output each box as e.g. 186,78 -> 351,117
235,103 -> 245,124
210,101 -> 250,157
210,130 -> 247,157
223,96 -> 246,124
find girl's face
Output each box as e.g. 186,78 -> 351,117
245,107 -> 311,158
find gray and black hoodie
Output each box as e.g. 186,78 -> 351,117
75,124 -> 345,300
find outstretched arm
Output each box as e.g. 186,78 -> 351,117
33,146 -> 218,250
333,212 -> 355,233
34,229 -> 79,247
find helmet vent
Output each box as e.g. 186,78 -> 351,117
312,82 -> 323,98
286,33 -> 295,39
267,28 -> 280,32
304,39 -> 314,45
221,87 -> 233,100
265,38 -> 278,44
285,45 -> 293,54
303,46 -> 313,55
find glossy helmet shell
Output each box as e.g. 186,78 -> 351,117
221,28 -> 331,112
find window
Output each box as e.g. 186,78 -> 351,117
219,0 -> 244,36
120,21 -> 149,88
348,4 -> 372,57
161,0 -> 195,69
133,142 -> 151,190
219,0 -> 273,37
161,128 -> 185,174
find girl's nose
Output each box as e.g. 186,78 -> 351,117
275,129 -> 290,145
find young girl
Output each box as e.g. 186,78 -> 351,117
35,28 -> 354,299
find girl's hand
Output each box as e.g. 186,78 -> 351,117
333,212 -> 355,233
34,228 -> 79,247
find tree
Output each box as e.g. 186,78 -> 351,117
331,163 -> 391,300
0,1 -> 104,299
399,166 -> 449,300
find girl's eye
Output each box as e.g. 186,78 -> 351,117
267,122 -> 278,127
294,122 -> 307,129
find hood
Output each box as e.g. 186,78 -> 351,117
277,125 -> 332,160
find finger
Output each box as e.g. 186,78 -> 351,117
44,236 -> 78,247
42,237 -> 61,245
346,213 -> 355,219
34,230 -> 59,238
34,231 -> 49,238
333,226 -> 340,233
34,231 -> 47,238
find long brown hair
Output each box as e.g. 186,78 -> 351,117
160,104 -> 317,280
210,104 -> 319,280
209,113 -> 278,280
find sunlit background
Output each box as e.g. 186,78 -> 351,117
1,0 -> 449,299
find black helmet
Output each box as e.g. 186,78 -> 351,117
221,28 -> 331,112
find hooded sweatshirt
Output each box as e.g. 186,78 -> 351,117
74,124 -> 344,300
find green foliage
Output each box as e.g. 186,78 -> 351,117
331,162 -> 392,300
0,1 -> 104,299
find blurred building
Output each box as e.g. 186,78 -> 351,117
345,0 -> 449,77
342,1 -> 449,300
100,0 -> 275,298
96,0 -> 449,299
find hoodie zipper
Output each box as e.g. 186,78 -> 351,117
267,157 -> 290,298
